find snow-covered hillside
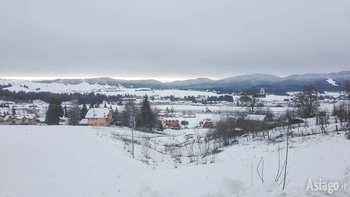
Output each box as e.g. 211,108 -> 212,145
0,79 -> 116,94
0,79 -> 221,98
0,125 -> 349,197
0,79 -> 297,102
2,70 -> 349,93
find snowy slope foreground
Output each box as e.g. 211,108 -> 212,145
0,126 -> 349,197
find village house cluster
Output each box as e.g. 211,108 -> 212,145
0,113 -> 40,125
0,101 -> 42,125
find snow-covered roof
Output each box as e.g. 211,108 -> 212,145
233,127 -> 243,131
14,116 -> 26,120
85,108 -> 111,119
26,114 -> 38,119
245,114 -> 266,121
4,115 -> 12,121
38,118 -> 45,122
79,119 -> 88,125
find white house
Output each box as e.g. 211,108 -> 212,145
79,118 -> 88,125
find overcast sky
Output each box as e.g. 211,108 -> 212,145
1,0 -> 350,81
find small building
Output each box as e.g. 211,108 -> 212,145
0,115 -> 12,125
59,117 -> 68,125
183,114 -> 196,118
201,118 -> 215,128
158,111 -> 168,117
27,114 -> 39,125
37,118 -> 46,124
165,120 -> 180,129
121,98 -> 137,105
255,88 -> 267,98
203,121 -> 214,128
204,107 -> 212,113
85,108 -> 113,126
4,115 -> 13,122
14,116 -> 28,125
79,118 -> 88,126
245,114 -> 267,122
167,113 -> 176,118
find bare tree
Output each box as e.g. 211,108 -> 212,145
293,85 -> 319,118
239,95 -> 261,114
208,117 -> 244,146
333,102 -> 349,130
345,81 -> 350,138
318,110 -> 329,133
68,102 -> 81,125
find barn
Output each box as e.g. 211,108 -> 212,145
165,120 -> 180,129
203,121 -> 214,128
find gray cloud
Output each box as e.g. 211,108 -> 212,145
1,0 -> 350,80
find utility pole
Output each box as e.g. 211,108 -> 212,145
348,91 -> 350,134
315,89 -> 319,126
132,109 -> 134,158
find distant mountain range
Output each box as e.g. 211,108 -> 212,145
9,70 -> 350,94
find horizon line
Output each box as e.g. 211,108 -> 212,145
0,70 -> 348,83
0,76 -> 218,83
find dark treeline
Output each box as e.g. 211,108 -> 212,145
0,84 -> 13,89
0,89 -> 135,105
184,95 -> 233,103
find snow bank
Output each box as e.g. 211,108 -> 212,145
0,126 -> 349,197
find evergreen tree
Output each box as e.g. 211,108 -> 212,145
64,105 -> 68,117
104,103 -> 107,108
140,95 -> 153,131
80,104 -> 88,120
89,103 -> 94,109
112,107 -> 120,125
121,100 -> 135,127
11,108 -> 16,116
45,98 -> 63,125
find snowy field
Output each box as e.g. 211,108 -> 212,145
1,125 -> 349,197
